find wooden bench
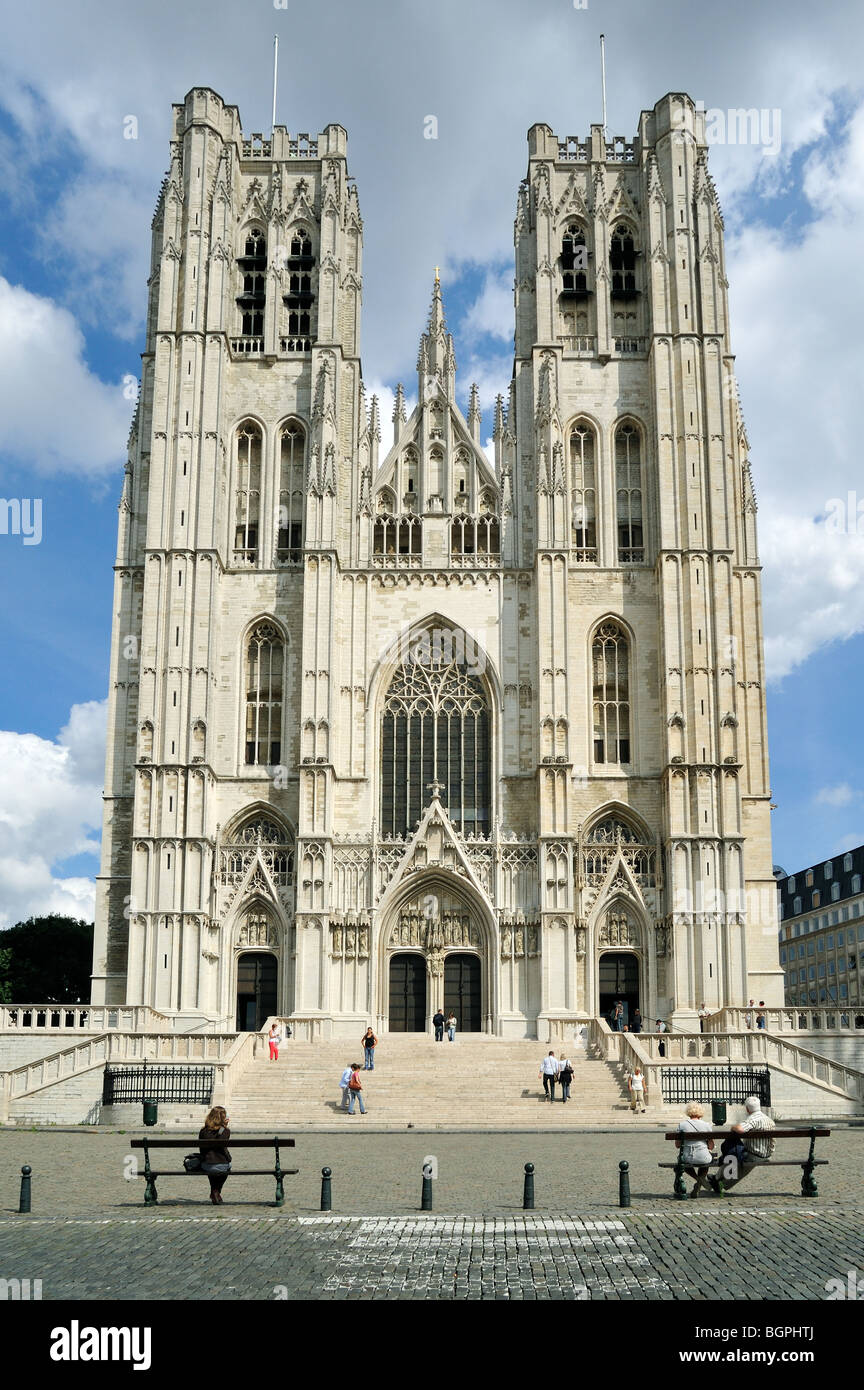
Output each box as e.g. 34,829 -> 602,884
130,1136 -> 298,1207
659,1127 -> 830,1199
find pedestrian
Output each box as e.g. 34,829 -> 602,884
655,1018 -> 666,1058
346,1061 -> 366,1115
710,1095 -> 775,1193
698,1003 -> 709,1034
267,1022 -> 282,1062
361,1027 -> 377,1069
756,1011 -> 766,1030
198,1105 -> 232,1205
446,1011 -> 457,1042
432,1007 -> 445,1042
339,1063 -> 353,1110
630,1009 -> 643,1034
627,1065 -> 647,1113
675,1102 -> 715,1198
539,1050 -> 559,1102
609,1001 -> 624,1032
558,1056 -> 574,1103
744,999 -> 755,1029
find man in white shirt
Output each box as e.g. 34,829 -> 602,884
539,1051 -> 560,1103
339,1064 -> 353,1111
710,1095 -> 775,1192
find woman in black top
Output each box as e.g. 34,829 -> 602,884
198,1105 -> 232,1205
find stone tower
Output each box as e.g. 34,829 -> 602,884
91,88 -> 782,1034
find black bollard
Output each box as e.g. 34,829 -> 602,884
19,1165 -> 32,1214
618,1159 -> 631,1209
421,1166 -> 433,1211
320,1166 -> 332,1211
523,1162 -> 535,1210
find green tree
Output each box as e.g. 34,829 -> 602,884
0,916 -> 94,1004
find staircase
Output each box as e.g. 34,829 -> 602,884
225,1034 -> 679,1130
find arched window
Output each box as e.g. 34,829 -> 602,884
238,228 -> 266,337
373,514 -> 422,564
561,224 -> 589,294
220,812 -> 294,883
451,514 -> 500,565
570,420 -> 597,560
610,223 -> 638,297
277,422 -> 305,565
615,423 -> 644,563
283,226 -> 315,351
245,622 -> 283,766
234,422 -> 262,565
381,638 -> 491,837
592,621 -> 631,764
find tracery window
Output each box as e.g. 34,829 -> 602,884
610,223 -> 638,297
234,422 -> 262,565
282,226 -> 315,349
220,813 -> 294,883
450,514 -> 500,565
561,223 -> 589,294
245,622 -> 283,766
237,227 -> 266,337
277,421 -> 305,565
381,643 -> 491,837
615,422 -> 644,563
569,420 -> 597,560
592,621 -> 631,764
373,514 -> 422,565
583,815 -> 655,885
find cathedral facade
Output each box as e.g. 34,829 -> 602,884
90,87 -> 783,1035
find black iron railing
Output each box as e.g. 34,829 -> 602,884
659,1066 -> 771,1108
102,1063 -> 214,1106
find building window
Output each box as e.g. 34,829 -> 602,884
245,622 -> 283,766
779,948 -> 786,964
282,226 -> 315,348
592,621 -> 631,765
374,514 -> 422,564
805,870 -> 813,887
831,882 -> 841,901
793,896 -> 802,915
234,422 -> 262,564
450,514 -> 500,564
237,227 -> 266,337
615,423 -> 644,562
844,853 -> 854,872
570,420 -> 597,560
610,223 -> 638,297
824,860 -> 833,879
277,421 -> 305,564
812,891 -> 821,908
560,223 -> 589,295
852,875 -> 861,893
788,876 -> 796,893
380,638 -> 490,838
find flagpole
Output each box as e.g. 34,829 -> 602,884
272,35 -> 279,134
600,33 -> 607,138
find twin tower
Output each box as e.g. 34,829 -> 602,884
91,87 -> 782,1037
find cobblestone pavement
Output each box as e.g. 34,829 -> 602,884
0,1207 -> 861,1301
1,1128 -> 860,1217
0,1129 -> 861,1302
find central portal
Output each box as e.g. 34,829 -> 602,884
389,953 -> 427,1032
598,951 -> 640,1027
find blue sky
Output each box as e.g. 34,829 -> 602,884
0,0 -> 863,927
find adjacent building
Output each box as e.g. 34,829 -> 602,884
777,846 -> 864,1008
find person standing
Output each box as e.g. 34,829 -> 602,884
744,999 -> 755,1029
539,1050 -> 559,1102
339,1063 -> 353,1110
198,1106 -> 232,1205
346,1062 -> 366,1115
267,1022 -> 282,1062
361,1027 -> 377,1069
446,1011 -> 457,1042
609,1001 -> 624,1032
655,1018 -> 667,1058
558,1056 -> 574,1103
630,1009 -> 643,1034
675,1102 -> 715,1197
627,1066 -> 647,1113
698,1004 -> 709,1034
432,1008 -> 445,1042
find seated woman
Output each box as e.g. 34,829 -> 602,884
199,1105 -> 232,1205
675,1101 -> 715,1198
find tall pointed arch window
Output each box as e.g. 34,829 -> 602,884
610,223 -> 638,297
277,421 -> 305,565
569,420 -> 597,561
245,622 -> 283,766
615,422 -> 644,563
237,227 -> 266,337
592,621 -> 631,764
234,422 -> 262,565
561,224 -> 589,294
381,637 -> 491,837
282,226 -> 315,350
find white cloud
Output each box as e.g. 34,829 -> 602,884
0,701 -> 107,930
0,277 -> 131,475
461,267 -> 514,345
815,784 -> 857,807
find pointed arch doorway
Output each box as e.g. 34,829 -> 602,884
444,953 -> 481,1031
598,952 -> 640,1028
236,951 -> 278,1030
389,953 -> 427,1032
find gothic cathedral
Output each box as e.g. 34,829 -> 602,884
91,88 -> 783,1036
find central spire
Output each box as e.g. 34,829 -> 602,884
417,273 -> 456,400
